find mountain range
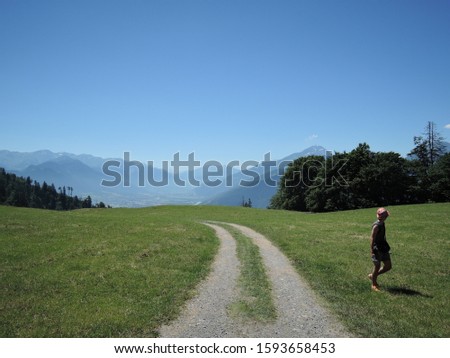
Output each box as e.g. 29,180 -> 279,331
0,147 -> 327,208
3,142 -> 450,208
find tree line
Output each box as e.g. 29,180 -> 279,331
270,122 -> 450,212
0,168 -> 109,210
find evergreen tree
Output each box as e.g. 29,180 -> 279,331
409,121 -> 445,168
407,121 -> 446,201
0,168 -> 110,211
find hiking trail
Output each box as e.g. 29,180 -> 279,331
158,222 -> 351,338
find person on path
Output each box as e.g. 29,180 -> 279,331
369,207 -> 392,291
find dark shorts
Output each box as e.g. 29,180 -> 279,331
372,251 -> 391,264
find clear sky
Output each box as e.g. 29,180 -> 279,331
1,0 -> 449,164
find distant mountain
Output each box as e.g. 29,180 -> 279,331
0,149 -> 56,171
16,156 -> 103,196
203,146 -> 327,208
277,145 -> 329,162
0,150 -> 203,207
204,180 -> 279,208
0,146 -> 328,208
0,149 -> 109,171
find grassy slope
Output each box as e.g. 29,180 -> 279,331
0,207 -> 219,337
1,203 -> 449,337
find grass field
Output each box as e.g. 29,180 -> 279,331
0,207 -> 218,337
1,203 -> 449,337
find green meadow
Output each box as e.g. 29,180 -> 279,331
0,203 -> 449,337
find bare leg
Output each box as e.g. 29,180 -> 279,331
378,260 -> 392,275
371,262 -> 381,291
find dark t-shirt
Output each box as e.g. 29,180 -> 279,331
372,221 -> 390,253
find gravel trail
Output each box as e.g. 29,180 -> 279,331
159,223 -> 242,337
158,222 -> 351,338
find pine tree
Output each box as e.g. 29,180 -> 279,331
409,121 -> 445,168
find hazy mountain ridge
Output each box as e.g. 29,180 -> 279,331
203,146 -> 328,208
0,145 -> 368,207
0,150 -> 111,171
16,157 -> 104,197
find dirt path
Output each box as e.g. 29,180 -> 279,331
159,223 -> 241,337
158,222 -> 351,338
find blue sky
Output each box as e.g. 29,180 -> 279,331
1,0 -> 449,164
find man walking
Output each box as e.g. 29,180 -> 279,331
369,208 -> 392,291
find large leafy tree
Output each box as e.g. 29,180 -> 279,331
269,156 -> 325,211
271,122 -> 449,213
270,143 -> 414,212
